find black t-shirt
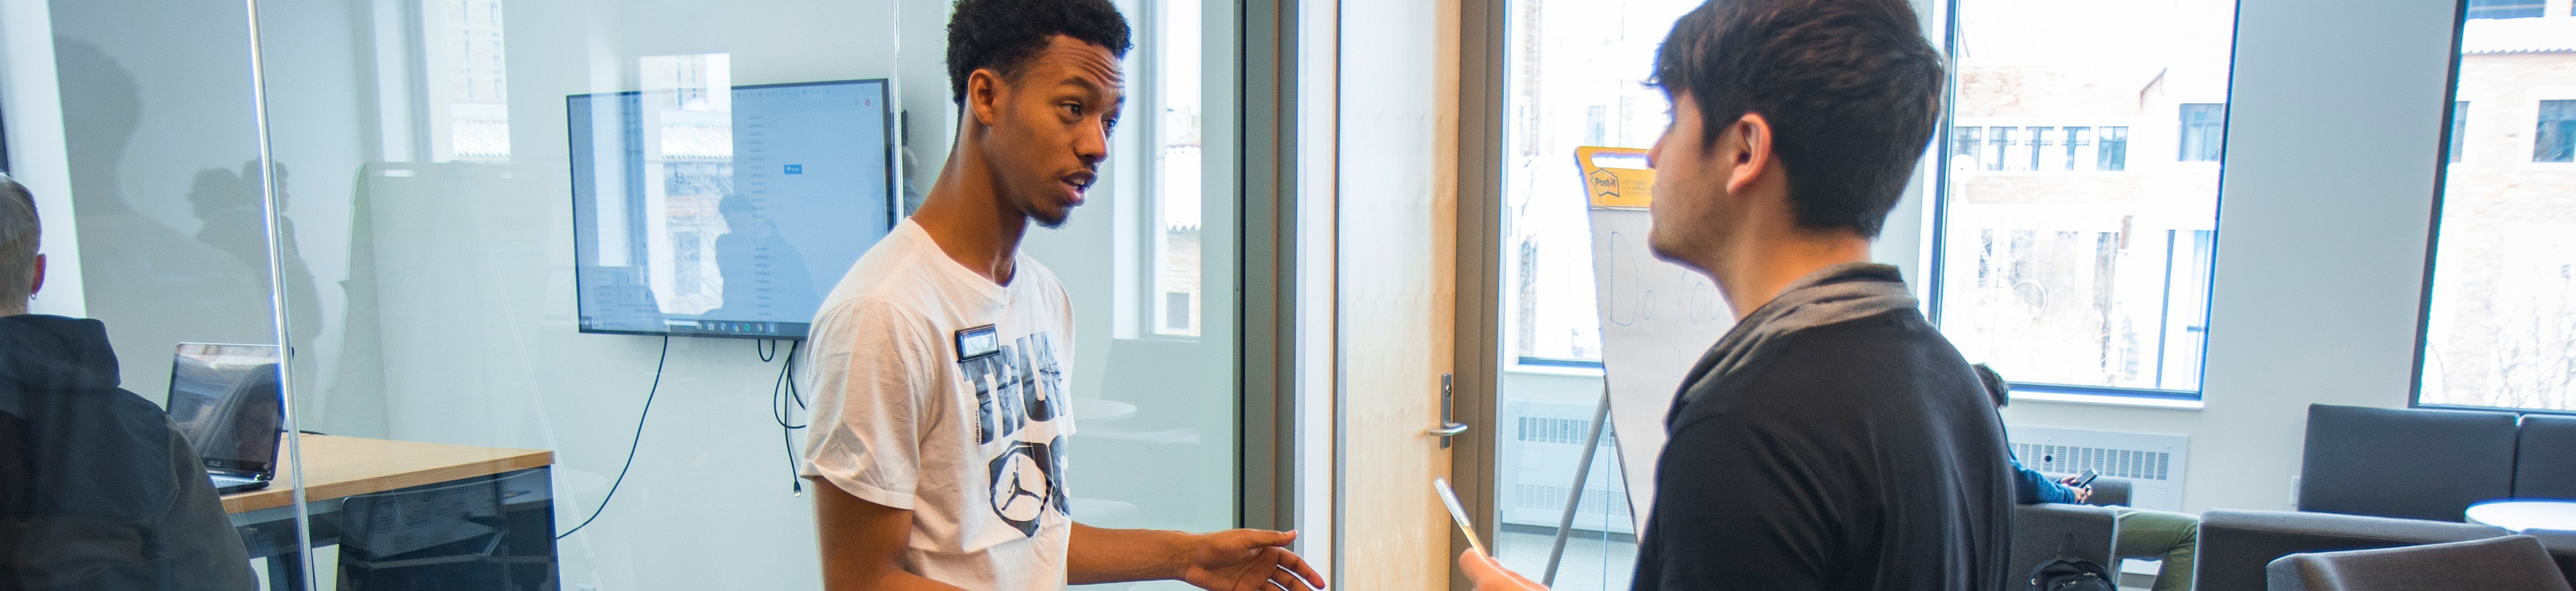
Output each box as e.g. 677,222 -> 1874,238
1631,309 -> 2013,590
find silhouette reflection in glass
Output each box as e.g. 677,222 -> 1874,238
702,193 -> 818,324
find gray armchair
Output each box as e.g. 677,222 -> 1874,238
2004,478 -> 2132,591
2299,404 -> 2517,522
2196,508 -> 2507,591
2266,534 -> 2573,591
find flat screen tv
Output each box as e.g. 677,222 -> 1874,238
569,79 -> 896,340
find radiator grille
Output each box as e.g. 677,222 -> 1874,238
1513,484 -> 1632,517
2011,442 -> 2171,481
1516,416 -> 1615,445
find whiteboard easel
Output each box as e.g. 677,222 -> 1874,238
1541,148 -> 1738,584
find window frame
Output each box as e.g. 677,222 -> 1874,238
1923,0 -> 2234,403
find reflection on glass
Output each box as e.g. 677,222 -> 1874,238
1493,0 -> 1701,587
568,75 -> 898,339
2418,9 -> 2576,412
1935,0 -> 2235,394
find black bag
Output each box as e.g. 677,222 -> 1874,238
2028,557 -> 2117,591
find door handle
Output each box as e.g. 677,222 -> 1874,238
1431,374 -> 1466,447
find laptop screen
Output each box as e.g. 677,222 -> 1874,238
165,343 -> 284,475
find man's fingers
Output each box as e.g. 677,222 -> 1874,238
1249,529 -> 1298,548
1272,548 -> 1327,589
1266,567 -> 1314,591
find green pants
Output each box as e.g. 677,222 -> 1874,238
2112,507 -> 2200,591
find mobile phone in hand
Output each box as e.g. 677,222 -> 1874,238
2073,469 -> 2100,488
1434,478 -> 1487,557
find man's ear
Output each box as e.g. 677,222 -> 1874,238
1724,113 -> 1775,195
29,253 -> 43,299
966,68 -> 1007,128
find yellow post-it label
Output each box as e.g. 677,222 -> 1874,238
1575,146 -> 1654,209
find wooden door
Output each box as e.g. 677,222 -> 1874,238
1333,0 -> 1462,587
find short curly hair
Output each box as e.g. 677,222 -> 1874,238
946,0 -> 1133,107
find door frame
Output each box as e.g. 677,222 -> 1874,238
1450,0 -> 1507,589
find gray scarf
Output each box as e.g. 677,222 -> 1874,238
1668,262 -> 1922,422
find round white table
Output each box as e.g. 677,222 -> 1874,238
2466,500 -> 2576,533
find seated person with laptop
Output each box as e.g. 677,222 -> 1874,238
0,175 -> 259,589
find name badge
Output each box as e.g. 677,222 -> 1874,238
955,324 -> 1001,362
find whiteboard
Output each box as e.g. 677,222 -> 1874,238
1574,147 -> 1737,533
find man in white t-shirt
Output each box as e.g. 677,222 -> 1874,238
799,1 -> 1327,590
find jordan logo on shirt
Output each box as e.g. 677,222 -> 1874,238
960,332 -> 1071,537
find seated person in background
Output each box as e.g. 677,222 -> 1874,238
1976,363 -> 2199,591
0,174 -> 257,590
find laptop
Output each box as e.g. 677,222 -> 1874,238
163,343 -> 285,495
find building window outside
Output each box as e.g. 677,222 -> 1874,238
1935,0 -> 2234,396
2468,0 -> 2545,21
2451,101 -> 2469,163
2178,103 -> 2226,162
2418,14 -> 2576,413
425,0 -> 509,162
1148,0 -> 1204,337
2534,100 -> 2576,163
2099,126 -> 2130,171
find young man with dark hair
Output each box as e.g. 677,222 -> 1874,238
1976,364 -> 2199,591
0,175 -> 259,589
1462,0 -> 2013,588
799,1 -> 1325,590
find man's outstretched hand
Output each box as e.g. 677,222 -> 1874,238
1177,529 -> 1328,591
1459,549 -> 1548,590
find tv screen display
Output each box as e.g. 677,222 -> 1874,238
569,79 -> 896,340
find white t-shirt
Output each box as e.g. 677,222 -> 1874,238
800,219 -> 1078,590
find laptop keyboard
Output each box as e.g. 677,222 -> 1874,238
210,474 -> 257,487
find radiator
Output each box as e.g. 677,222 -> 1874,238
1499,401 -> 1634,534
2005,425 -> 2191,513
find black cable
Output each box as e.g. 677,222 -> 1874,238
771,340 -> 806,495
558,334 -> 670,540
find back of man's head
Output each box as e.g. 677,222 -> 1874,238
1653,0 -> 1944,238
1972,363 -> 2009,408
0,175 -> 37,313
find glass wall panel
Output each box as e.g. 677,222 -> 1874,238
20,0 -> 291,588
248,0 -> 905,589
1489,0 -> 1699,587
2417,8 -> 2576,413
219,0 -> 1242,589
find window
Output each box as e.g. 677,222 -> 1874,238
2535,100 -> 2576,163
2467,0 -> 2544,20
423,0 -> 510,162
1132,0 -> 1204,337
1935,0 -> 2234,396
2417,14 -> 2576,412
2099,126 -> 2129,171
2179,103 -> 2226,162
2451,101 -> 2468,163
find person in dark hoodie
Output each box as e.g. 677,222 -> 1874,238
1460,0 -> 2013,588
0,174 -> 257,590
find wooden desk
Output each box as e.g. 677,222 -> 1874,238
222,435 -> 558,591
221,435 -> 553,514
